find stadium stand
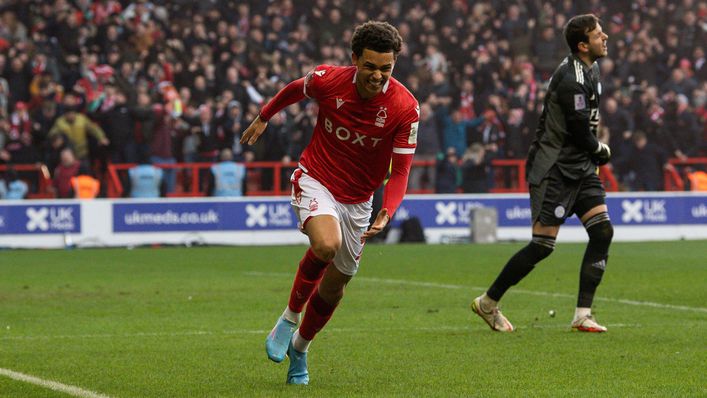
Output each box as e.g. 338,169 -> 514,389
0,0 -> 704,198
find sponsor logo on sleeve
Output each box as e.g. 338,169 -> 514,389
574,94 -> 586,110
408,122 -> 419,145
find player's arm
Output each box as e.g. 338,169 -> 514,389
364,107 -> 420,240
559,81 -> 610,165
362,151 -> 415,240
240,78 -> 306,145
241,66 -> 330,145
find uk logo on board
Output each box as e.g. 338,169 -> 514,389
24,206 -> 77,232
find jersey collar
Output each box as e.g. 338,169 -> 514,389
569,53 -> 594,72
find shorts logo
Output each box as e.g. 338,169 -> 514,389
309,198 -> 319,212
336,98 -> 345,109
554,205 -> 565,218
375,107 -> 387,127
574,94 -> 586,110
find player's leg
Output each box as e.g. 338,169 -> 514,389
265,215 -> 340,363
572,190 -> 613,332
471,221 -> 558,331
287,265 -> 351,385
288,215 -> 340,321
287,200 -> 369,385
472,167 -> 574,331
266,171 -> 341,363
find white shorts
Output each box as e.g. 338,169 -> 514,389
290,169 -> 372,276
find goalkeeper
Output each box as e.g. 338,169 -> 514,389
471,14 -> 614,333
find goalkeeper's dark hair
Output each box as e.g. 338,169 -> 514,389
564,14 -> 601,53
351,21 -> 402,58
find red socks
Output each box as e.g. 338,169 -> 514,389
287,248 -> 329,313
299,290 -> 337,341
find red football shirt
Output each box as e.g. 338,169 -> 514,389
299,65 -> 419,203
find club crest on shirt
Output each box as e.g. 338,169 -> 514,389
336,98 -> 345,109
375,107 -> 388,127
574,94 -> 586,110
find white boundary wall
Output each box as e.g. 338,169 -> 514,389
0,192 -> 705,249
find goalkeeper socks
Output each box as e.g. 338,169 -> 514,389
577,213 -> 613,307
486,235 -> 556,301
287,248 -> 330,315
298,291 -> 337,342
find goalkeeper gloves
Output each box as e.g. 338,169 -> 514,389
591,142 -> 611,166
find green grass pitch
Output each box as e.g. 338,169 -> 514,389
1,241 -> 705,397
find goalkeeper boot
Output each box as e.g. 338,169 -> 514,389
471,295 -> 514,332
265,316 -> 297,363
286,341 -> 309,385
571,314 -> 607,333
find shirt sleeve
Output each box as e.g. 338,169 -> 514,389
259,64 -> 332,121
392,102 -> 420,154
557,79 -> 600,153
382,102 -> 420,217
302,64 -> 332,100
259,78 -> 306,122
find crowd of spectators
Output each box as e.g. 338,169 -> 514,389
0,0 -> 705,198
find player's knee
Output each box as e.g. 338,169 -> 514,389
528,235 -> 555,262
586,215 -> 613,244
310,239 -> 341,262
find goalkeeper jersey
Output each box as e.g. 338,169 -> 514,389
528,54 -> 602,185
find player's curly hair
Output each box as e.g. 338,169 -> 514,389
351,21 -> 403,58
564,14 -> 601,53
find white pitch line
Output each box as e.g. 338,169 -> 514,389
0,368 -> 111,398
0,329 -> 270,341
244,271 -> 707,314
0,324 -> 642,342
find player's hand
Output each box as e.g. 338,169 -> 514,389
240,115 -> 268,145
361,208 -> 390,243
591,142 -> 611,166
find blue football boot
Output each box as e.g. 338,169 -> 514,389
286,341 -> 309,385
265,316 -> 296,363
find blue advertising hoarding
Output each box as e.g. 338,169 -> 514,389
113,201 -> 296,232
391,194 -> 707,228
111,194 -> 707,233
0,204 -> 81,234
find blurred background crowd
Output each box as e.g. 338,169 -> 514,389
0,0 -> 705,198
